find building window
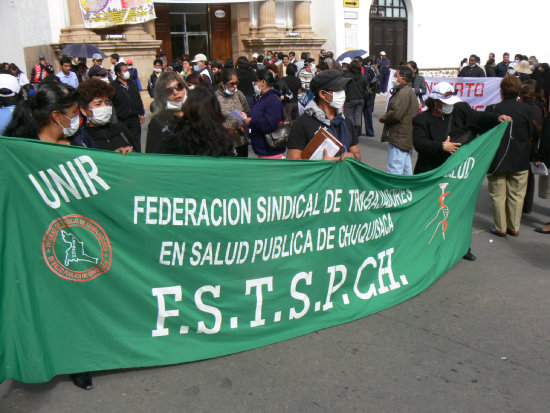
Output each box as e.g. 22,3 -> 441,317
169,4 -> 209,59
370,0 -> 407,19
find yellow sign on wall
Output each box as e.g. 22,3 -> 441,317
344,0 -> 359,8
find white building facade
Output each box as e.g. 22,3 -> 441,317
311,0 -> 550,68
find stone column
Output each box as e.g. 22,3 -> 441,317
258,0 -> 277,37
294,1 -> 313,37
59,0 -> 101,43
122,23 -> 154,41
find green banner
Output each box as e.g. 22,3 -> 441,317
0,123 -> 506,383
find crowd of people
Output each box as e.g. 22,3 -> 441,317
1,47 -> 550,387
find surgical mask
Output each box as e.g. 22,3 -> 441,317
223,87 -> 235,96
194,64 -> 200,72
439,102 -> 454,115
188,85 -> 196,90
254,84 -> 261,96
391,77 -> 401,89
101,77 -> 110,83
154,68 -> 162,73
529,65 -> 535,71
166,99 -> 183,110
58,113 -> 80,137
507,67 -> 516,75
310,63 -> 316,72
90,106 -> 112,125
128,65 -> 133,69
325,90 -> 346,108
122,71 -> 130,80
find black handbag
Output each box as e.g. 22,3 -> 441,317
265,120 -> 292,150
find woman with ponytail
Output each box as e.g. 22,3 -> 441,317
4,82 -> 94,147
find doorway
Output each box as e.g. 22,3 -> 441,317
369,0 -> 407,66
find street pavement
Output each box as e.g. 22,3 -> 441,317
1,96 -> 549,413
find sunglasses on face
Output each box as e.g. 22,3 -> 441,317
165,82 -> 185,95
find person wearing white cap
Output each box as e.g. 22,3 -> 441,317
375,51 -> 391,93
191,53 -> 212,86
0,73 -> 22,135
412,81 -> 511,260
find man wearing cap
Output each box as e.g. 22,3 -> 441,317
88,53 -> 107,80
87,65 -> 110,83
379,65 -> 418,175
126,59 -> 141,90
0,73 -> 22,135
30,55 -> 48,87
376,51 -> 391,93
287,69 -> 361,161
192,53 -> 212,86
56,56 -> 79,88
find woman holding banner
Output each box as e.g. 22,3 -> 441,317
412,81 -> 509,260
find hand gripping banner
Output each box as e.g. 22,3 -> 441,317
0,123 -> 506,383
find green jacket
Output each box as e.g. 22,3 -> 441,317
381,83 -> 418,151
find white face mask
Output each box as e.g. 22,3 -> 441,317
154,68 -> 162,73
90,106 -> 112,125
58,113 -> 80,137
507,67 -> 516,75
439,102 -> 454,115
188,85 -> 195,90
194,64 -> 200,72
310,64 -> 316,72
166,99 -> 183,110
223,87 -> 235,96
254,84 -> 261,96
391,77 -> 400,89
324,90 -> 346,108
122,71 -> 130,80
101,77 -> 110,83
529,64 -> 535,71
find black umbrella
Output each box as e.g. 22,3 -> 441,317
59,43 -> 107,59
337,49 -> 368,62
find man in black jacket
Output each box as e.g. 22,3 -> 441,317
111,62 -> 145,151
458,55 -> 485,77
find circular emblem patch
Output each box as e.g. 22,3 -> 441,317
42,215 -> 112,282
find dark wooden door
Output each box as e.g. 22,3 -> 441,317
369,19 -> 407,67
208,4 -> 232,63
154,3 -> 172,62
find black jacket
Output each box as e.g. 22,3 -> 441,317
486,98 -> 533,174
111,78 -> 145,121
412,102 -> 500,174
146,112 -> 179,154
458,65 -> 485,77
495,61 -> 509,77
343,71 -> 369,101
83,122 -> 133,151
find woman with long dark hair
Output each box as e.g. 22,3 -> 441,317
4,82 -> 93,146
343,59 -> 368,137
146,71 -> 188,153
168,87 -> 234,156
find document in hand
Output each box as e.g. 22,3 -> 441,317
530,161 -> 548,176
301,127 -> 344,160
228,110 -> 245,124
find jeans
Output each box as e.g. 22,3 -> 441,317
386,143 -> 412,175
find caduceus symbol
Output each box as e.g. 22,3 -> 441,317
425,183 -> 450,244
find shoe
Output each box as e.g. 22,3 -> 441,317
463,250 -> 477,261
71,372 -> 94,390
366,133 -> 375,137
506,229 -> 519,237
489,227 -> 506,238
534,227 -> 550,234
